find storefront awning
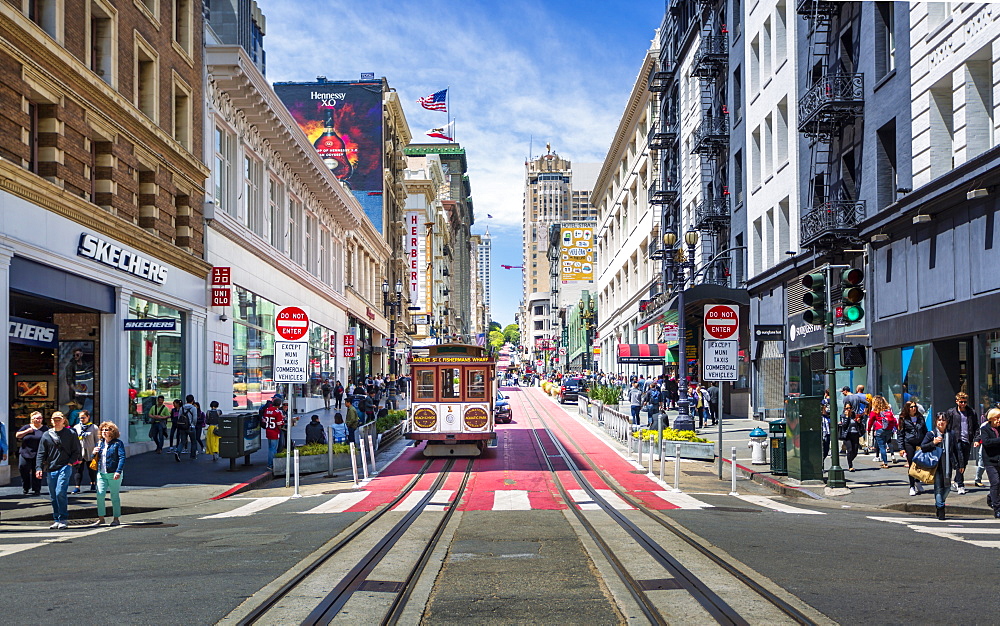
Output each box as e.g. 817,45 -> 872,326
637,284 -> 750,331
617,343 -> 669,364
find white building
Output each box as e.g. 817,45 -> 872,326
477,227 -> 492,320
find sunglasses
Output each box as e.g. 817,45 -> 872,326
100,428 -> 112,431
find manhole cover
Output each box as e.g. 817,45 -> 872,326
358,580 -> 404,593
683,471 -> 717,477
68,519 -> 98,526
638,578 -> 682,591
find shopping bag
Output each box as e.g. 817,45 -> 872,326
908,462 -> 937,485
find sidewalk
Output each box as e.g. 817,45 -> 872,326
619,404 -> 995,516
0,394 -> 408,524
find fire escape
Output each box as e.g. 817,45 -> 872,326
690,6 -> 730,286
797,1 -> 865,246
647,53 -> 680,300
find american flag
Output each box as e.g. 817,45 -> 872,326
417,89 -> 448,112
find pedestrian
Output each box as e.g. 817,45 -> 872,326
641,384 -> 663,429
922,412 -> 961,520
665,377 -> 678,409
205,400 -> 223,461
345,402 -> 360,445
839,403 -> 863,471
898,400 -> 929,496
71,410 -> 99,493
305,415 -> 326,445
167,398 -> 182,452
707,382 -> 720,425
945,392 -> 979,494
866,395 -> 898,469
386,376 -> 398,411
627,382 -> 642,425
331,413 -> 348,444
262,393 -> 285,470
93,421 -> 125,526
16,411 -> 47,496
333,380 -> 344,409
321,379 -> 332,410
978,408 -> 1000,519
194,401 -> 207,455
35,412 -> 83,530
362,389 -> 378,424
821,390 -> 831,460
147,396 -> 170,453
173,395 -> 198,461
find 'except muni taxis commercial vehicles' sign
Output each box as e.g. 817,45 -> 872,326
703,340 -> 738,381
274,341 -> 308,383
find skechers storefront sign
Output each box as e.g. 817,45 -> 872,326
123,319 -> 177,331
9,316 -> 58,348
77,233 -> 168,285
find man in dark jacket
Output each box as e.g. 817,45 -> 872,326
361,390 -> 377,424
35,412 -> 83,529
305,415 -> 327,445
946,392 -> 980,494
978,409 -> 1000,518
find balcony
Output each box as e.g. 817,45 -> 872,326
693,36 -> 727,78
648,63 -> 675,92
798,73 -> 864,136
692,115 -> 729,155
796,0 -> 841,18
647,116 -> 678,150
648,179 -> 679,205
800,200 -> 866,245
695,197 -> 731,229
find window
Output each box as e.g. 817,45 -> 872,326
965,53 -> 994,158
929,75 -> 955,178
89,1 -> 115,86
232,287 -> 278,411
733,66 -> 742,121
752,217 -> 763,276
734,149 -> 744,203
172,78 -> 192,150
29,0 -> 62,41
842,149 -> 858,199
268,178 -> 284,249
779,198 -> 790,256
289,197 -> 303,264
306,213 -> 318,275
928,3 -> 952,30
243,154 -> 263,235
416,369 -> 435,400
775,1 -> 787,66
467,369 -> 486,399
534,321 -> 544,330
137,0 -> 159,19
441,368 -> 460,399
733,0 -> 741,36
876,119 -> 898,210
135,38 -> 158,122
776,97 -> 788,165
762,18 -> 772,80
214,125 -> 234,216
764,114 -> 773,176
128,296 -> 184,442
876,2 -> 895,79
750,35 -> 760,94
320,227 -> 331,284
751,126 -> 762,188
173,0 -> 192,55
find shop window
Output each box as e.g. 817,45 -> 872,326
307,323 -> 334,397
128,297 -> 184,443
441,368 -> 460,399
416,369 -> 435,400
232,286 -> 278,410
878,344 -> 933,415
467,369 -> 486,399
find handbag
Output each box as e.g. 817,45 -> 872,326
89,441 -> 103,471
908,462 -> 937,485
913,446 -> 942,469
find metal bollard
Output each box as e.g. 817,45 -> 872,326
647,435 -> 655,477
658,414 -> 665,482
367,433 -> 378,476
349,442 -> 359,486
327,426 -> 335,477
673,443 -> 681,492
292,450 -> 302,498
730,446 -> 738,496
359,436 -> 369,479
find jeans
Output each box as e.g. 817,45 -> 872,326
630,405 -> 641,425
874,430 -> 891,464
96,471 -> 123,518
174,428 -> 197,456
934,464 -> 952,509
844,434 -> 860,469
954,440 -> 973,487
267,438 -> 279,468
149,421 -> 167,451
46,464 -> 73,523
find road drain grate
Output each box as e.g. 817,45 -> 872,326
709,507 -> 761,513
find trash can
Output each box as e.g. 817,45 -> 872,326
748,427 -> 768,465
219,412 -> 262,470
769,418 -> 787,476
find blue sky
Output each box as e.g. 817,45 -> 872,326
259,0 -> 664,327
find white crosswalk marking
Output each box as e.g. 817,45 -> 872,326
569,489 -> 635,510
735,495 -> 825,515
393,490 -> 455,512
492,490 -> 532,510
300,491 -> 371,514
0,526 -> 116,559
868,516 -> 1000,549
652,491 -> 715,509
201,496 -> 290,519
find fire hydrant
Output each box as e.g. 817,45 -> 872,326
748,427 -> 768,465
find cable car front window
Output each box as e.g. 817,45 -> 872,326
467,369 -> 486,399
416,369 -> 435,400
441,368 -> 461,399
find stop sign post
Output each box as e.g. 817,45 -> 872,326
275,306 -> 309,341
703,304 -> 739,340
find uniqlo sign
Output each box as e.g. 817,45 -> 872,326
212,288 -> 231,307
211,267 -> 231,285
213,341 -> 230,365
343,345 -> 356,358
343,334 -> 355,346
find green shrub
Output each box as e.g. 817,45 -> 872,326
276,442 -> 352,458
588,383 -> 622,405
376,409 -> 405,433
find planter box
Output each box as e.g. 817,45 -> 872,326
273,452 -> 354,475
670,441 -> 716,461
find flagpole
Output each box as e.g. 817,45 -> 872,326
447,85 -> 451,128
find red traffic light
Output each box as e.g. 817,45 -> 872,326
842,268 -> 863,285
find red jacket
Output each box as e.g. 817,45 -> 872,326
866,410 -> 898,433
262,405 -> 285,440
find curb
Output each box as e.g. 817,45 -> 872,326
722,458 -> 823,500
211,470 -> 276,500
882,502 -> 995,516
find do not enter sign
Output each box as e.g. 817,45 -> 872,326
275,306 -> 310,341
704,304 -> 739,340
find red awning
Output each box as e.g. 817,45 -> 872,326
617,343 -> 669,365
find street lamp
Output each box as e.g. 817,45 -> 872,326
666,227 -> 699,432
382,279 -> 403,375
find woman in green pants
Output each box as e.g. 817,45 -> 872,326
93,421 -> 126,526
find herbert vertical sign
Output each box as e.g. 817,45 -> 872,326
274,306 -> 310,383
703,304 -> 739,381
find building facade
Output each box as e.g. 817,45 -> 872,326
476,226 -> 492,321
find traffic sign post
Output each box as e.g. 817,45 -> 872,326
703,304 -> 739,340
274,306 -> 309,487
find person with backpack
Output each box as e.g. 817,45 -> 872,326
866,395 -> 898,469
205,400 -> 223,461
642,384 -> 664,429
839,403 -> 864,471
174,395 -> 199,461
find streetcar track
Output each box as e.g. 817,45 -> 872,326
513,387 -> 819,625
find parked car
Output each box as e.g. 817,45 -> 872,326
558,377 -> 588,404
494,391 -> 512,423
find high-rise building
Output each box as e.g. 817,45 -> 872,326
477,227 -> 492,320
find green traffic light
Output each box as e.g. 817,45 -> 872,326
843,304 -> 864,323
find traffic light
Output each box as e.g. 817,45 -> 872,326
840,268 -> 865,324
801,271 -> 827,325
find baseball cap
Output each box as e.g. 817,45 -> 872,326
840,386 -> 850,392
272,393 -> 284,401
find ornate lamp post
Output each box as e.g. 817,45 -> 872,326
382,279 -> 403,375
662,228 -> 700,432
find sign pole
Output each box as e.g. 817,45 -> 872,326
286,387 -> 294,488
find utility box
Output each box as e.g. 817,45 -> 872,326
219,412 -> 261,461
785,396 -> 824,481
769,418 -> 787,476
